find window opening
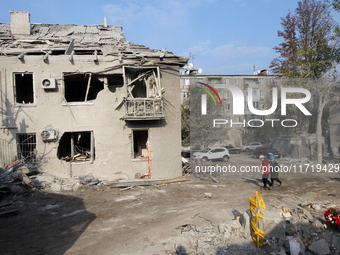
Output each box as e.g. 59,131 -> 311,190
58,131 -> 94,162
14,73 -> 34,104
183,79 -> 190,85
125,68 -> 161,99
108,74 -> 124,93
17,133 -> 36,166
133,130 -> 148,159
64,73 -> 104,102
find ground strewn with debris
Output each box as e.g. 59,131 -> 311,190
1,154 -> 340,254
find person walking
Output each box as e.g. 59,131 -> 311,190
260,155 -> 272,190
269,155 -> 282,187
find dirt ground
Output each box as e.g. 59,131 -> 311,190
1,153 -> 340,255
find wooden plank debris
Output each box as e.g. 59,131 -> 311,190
85,73 -> 92,102
0,209 -> 19,217
110,176 -> 190,188
126,70 -> 152,87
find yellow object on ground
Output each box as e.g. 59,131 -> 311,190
249,191 -> 266,247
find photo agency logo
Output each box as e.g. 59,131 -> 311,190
197,82 -> 223,113
197,82 -> 312,128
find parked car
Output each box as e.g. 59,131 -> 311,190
192,147 -> 230,162
222,144 -> 241,154
252,146 -> 281,159
240,142 -> 263,151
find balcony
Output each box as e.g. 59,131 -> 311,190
122,98 -> 164,120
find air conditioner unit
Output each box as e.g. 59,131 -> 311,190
41,78 -> 56,89
40,129 -> 58,142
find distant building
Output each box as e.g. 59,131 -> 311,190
180,73 -> 278,146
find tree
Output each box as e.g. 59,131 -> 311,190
327,0 -> 340,11
270,0 -> 339,78
270,13 -> 299,77
270,0 -> 340,163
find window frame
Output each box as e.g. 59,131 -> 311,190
123,66 -> 161,99
13,72 -> 35,106
132,129 -> 149,160
57,131 -> 95,164
16,133 -> 37,166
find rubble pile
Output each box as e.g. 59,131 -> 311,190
0,160 -> 101,201
171,213 -> 257,255
276,203 -> 340,255
169,203 -> 340,255
0,160 -> 36,196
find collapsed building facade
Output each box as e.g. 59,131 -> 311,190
0,11 -> 187,179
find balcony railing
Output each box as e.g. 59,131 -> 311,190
122,98 -> 164,120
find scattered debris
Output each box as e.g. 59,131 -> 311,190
288,158 -> 309,163
308,238 -> 330,255
0,209 -> 19,217
182,157 -> 190,175
211,178 -> 219,183
0,160 -> 34,198
110,176 -> 190,188
204,193 -> 212,198
61,146 -> 91,162
78,174 -> 100,186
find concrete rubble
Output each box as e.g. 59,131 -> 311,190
0,160 -> 106,207
169,202 -> 340,255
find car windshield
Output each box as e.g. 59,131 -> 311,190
201,148 -> 211,153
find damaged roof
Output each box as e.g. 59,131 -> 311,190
0,19 -> 187,66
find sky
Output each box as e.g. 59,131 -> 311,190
1,0 -> 340,75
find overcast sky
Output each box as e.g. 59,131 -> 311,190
1,0 -> 339,75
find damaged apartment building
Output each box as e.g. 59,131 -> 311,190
0,11 -> 187,179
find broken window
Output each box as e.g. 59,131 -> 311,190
57,131 -> 94,162
123,67 -> 164,119
124,67 -> 161,99
17,133 -> 36,166
14,73 -> 34,104
133,130 -> 148,159
108,74 -> 124,93
64,73 -> 104,102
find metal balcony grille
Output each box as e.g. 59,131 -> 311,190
123,98 -> 164,120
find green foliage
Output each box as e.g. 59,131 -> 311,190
326,0 -> 340,12
270,0 -> 340,78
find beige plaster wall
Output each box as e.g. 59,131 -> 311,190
0,55 -> 182,180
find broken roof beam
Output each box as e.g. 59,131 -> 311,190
65,39 -> 75,55
18,52 -> 26,61
159,49 -> 165,58
126,70 -> 153,87
94,50 -> 98,62
43,50 -> 52,63
85,73 -> 92,102
69,50 -> 74,62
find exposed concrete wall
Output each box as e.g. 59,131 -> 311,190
0,55 -> 182,180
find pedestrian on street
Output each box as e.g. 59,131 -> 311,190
269,155 -> 282,187
260,155 -> 272,190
